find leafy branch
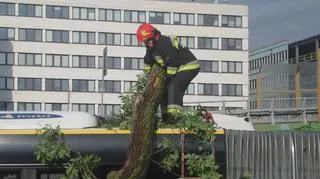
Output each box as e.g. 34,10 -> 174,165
34,125 -> 101,179
105,70 -> 222,178
154,110 -> 222,178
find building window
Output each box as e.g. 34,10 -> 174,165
173,13 -> 194,25
0,102 -> 13,111
18,78 -> 42,91
185,83 -> 195,95
98,9 -> 121,22
98,80 -> 121,93
178,36 -> 194,49
199,60 -> 218,72
98,56 -> 121,69
222,61 -> 242,73
46,54 -> 69,67
18,53 -> 42,66
45,79 -> 69,91
0,77 -> 13,90
124,81 -> 137,93
198,83 -> 219,96
0,27 -> 15,40
222,84 -> 242,96
197,14 -> 218,26
222,38 -> 242,50
124,57 -> 144,70
149,11 -> 170,24
46,30 -> 69,43
124,10 -> 146,23
72,7 -> 95,20
73,31 -> 95,44
98,32 -> 121,45
72,80 -> 95,92
221,15 -> 242,28
0,2 -> 15,16
72,55 -> 95,68
17,102 -> 41,111
72,103 -> 95,114
124,34 -> 142,46
98,104 -> 121,118
198,37 -> 218,49
18,28 -> 42,42
19,4 -> 42,17
0,52 -> 14,65
45,103 -> 69,111
46,5 -> 69,19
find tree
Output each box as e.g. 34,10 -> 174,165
106,63 -> 222,179
35,63 -> 222,179
107,63 -> 166,179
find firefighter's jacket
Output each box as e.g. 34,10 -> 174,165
143,35 -> 200,76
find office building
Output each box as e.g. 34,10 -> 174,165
0,0 -> 249,117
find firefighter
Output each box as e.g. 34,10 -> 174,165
136,23 -> 200,122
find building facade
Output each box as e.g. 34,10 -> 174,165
287,34 -> 320,107
0,0 -> 249,117
249,34 -> 320,109
249,41 -> 289,108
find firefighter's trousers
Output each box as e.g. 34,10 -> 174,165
161,67 -> 200,120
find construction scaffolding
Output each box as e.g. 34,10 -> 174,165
255,48 -> 320,122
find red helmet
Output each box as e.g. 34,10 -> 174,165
136,23 -> 155,43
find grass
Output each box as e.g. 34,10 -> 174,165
254,122 -> 320,131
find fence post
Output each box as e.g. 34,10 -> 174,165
271,98 -> 275,125
222,101 -> 226,114
247,99 -> 251,121
316,48 -> 320,122
302,97 -> 307,124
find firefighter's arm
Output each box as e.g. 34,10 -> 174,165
143,53 -> 153,74
157,36 -> 179,68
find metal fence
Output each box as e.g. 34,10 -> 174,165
184,97 -> 318,124
225,130 -> 320,179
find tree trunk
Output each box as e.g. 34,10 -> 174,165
107,64 -> 165,179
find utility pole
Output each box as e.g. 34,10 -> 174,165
101,46 -> 108,117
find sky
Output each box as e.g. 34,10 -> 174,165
162,0 -> 320,51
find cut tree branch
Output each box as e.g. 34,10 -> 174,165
107,63 -> 166,179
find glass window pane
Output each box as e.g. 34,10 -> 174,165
19,54 -> 26,65
188,14 -> 193,25
73,56 -> 79,67
99,9 -> 105,20
132,11 -> 138,22
198,84 -> 203,94
35,6 -> 42,17
88,9 -> 95,20
73,32 -> 79,43
106,10 -> 112,21
46,55 -> 53,66
139,12 -> 145,22
114,10 -> 121,21
181,14 -> 187,24
80,8 -> 87,19
0,53 -> 5,64
222,62 -> 228,72
35,54 -> 42,65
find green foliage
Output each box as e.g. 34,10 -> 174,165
293,123 -> 315,132
35,125 -> 101,179
185,153 -> 221,179
108,71 -> 148,129
35,125 -> 71,164
155,109 -> 222,178
156,138 -> 180,171
240,171 -> 252,179
100,69 -> 222,178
